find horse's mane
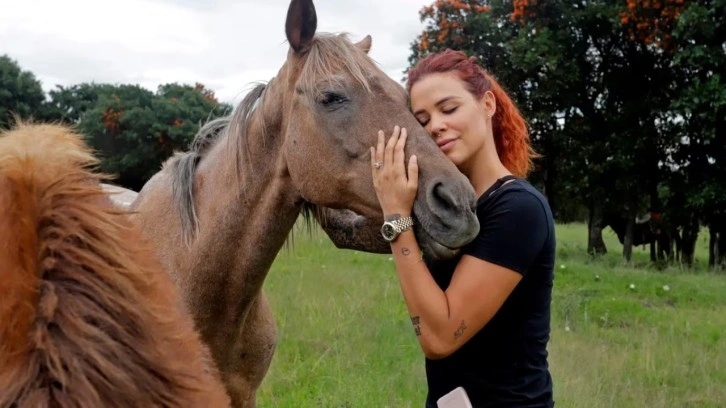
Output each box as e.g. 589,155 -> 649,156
168,33 -> 374,243
168,83 -> 267,243
0,123 -> 229,407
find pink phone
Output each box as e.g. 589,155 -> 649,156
436,386 -> 473,408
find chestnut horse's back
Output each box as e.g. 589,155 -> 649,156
0,123 -> 229,407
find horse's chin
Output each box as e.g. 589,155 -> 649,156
414,227 -> 461,261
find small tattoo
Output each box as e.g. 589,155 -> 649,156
411,316 -> 422,336
401,247 -> 411,256
454,320 -> 467,339
385,213 -> 401,222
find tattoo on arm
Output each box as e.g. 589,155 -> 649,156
411,316 -> 422,336
401,247 -> 411,256
454,320 -> 467,339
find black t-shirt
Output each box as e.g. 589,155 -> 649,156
424,176 -> 555,408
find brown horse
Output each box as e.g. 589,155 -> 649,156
0,123 -> 230,407
128,0 -> 481,406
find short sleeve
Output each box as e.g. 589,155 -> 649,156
463,189 -> 550,276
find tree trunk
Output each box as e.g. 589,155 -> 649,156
588,202 -> 607,255
711,222 -> 726,271
649,187 -> 659,263
709,224 -> 716,269
543,165 -> 556,221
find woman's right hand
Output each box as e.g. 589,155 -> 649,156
370,125 -> 419,218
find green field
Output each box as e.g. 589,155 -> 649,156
257,223 -> 726,407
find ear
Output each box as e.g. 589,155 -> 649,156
286,0 -> 317,54
480,91 -> 497,117
355,35 -> 372,54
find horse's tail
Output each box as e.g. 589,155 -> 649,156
0,123 -> 230,407
0,123 -> 106,406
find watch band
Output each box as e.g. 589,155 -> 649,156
394,216 -> 414,233
381,216 -> 415,242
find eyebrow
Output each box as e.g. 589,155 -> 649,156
413,96 -> 458,116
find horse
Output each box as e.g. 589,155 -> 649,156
0,123 -> 230,407
127,0 -> 481,405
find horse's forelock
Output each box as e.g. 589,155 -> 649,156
298,33 -> 374,94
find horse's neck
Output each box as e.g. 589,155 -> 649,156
184,117 -> 298,328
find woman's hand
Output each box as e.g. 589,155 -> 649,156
370,126 -> 419,217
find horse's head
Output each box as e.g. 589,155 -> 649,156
276,0 -> 479,259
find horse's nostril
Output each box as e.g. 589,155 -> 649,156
429,182 -> 457,213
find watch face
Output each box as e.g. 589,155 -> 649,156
381,223 -> 397,241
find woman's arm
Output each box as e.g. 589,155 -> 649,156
389,231 -> 521,359
371,126 -> 523,359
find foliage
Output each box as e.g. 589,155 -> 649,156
407,0 -> 726,266
41,82 -> 231,190
0,55 -> 45,129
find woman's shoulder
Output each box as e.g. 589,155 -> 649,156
479,178 -> 552,219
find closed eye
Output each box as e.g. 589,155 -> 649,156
442,106 -> 458,114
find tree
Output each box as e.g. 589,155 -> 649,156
42,83 -> 117,124
79,83 -> 231,190
666,0 -> 726,268
407,0 -> 696,264
0,55 -> 45,129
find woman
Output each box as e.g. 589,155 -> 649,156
371,49 -> 555,407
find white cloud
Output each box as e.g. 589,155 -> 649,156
0,0 -> 429,103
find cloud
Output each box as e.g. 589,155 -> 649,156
0,0 -> 428,104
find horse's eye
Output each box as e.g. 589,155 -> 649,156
319,92 -> 348,109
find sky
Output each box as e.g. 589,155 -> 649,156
0,0 -> 430,104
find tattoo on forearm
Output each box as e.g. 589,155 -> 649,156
454,320 -> 467,339
401,247 -> 411,256
385,213 -> 401,222
411,316 -> 422,336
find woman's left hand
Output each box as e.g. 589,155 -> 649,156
370,125 -> 419,217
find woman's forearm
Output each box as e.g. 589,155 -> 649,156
389,231 -> 461,359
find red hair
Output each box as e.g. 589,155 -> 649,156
408,49 -> 537,178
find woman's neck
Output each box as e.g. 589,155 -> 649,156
464,146 -> 512,198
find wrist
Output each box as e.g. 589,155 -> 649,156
381,214 -> 415,242
383,211 -> 412,220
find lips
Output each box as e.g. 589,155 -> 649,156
436,138 -> 457,152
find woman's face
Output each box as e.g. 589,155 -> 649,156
410,72 -> 495,172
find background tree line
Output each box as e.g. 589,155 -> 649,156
1,0 -> 723,269
0,54 -> 231,190
409,0 -> 725,269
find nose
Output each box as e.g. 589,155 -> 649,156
429,181 -> 459,213
428,114 -> 446,138
424,180 -> 479,248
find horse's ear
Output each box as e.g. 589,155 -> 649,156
356,35 -> 372,54
285,0 -> 317,54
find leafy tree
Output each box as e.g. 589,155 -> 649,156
42,83 -> 117,124
665,0 -> 726,268
406,0 -> 711,265
0,55 -> 45,129
79,83 -> 230,190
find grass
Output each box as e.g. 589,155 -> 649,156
257,223 -> 726,407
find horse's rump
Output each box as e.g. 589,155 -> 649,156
0,123 -> 229,407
